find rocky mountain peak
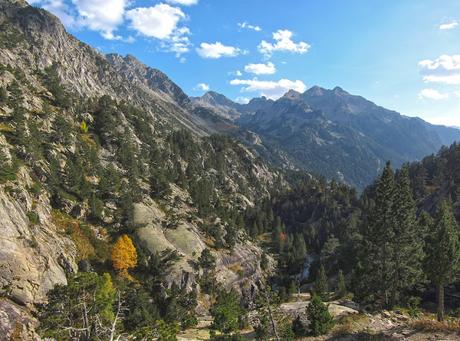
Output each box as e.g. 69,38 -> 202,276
201,91 -> 236,106
282,89 -> 302,100
106,52 -> 190,107
305,85 -> 327,96
332,86 -> 349,96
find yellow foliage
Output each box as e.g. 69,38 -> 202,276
0,123 -> 14,133
80,121 -> 89,134
79,133 -> 97,149
111,234 -> 137,279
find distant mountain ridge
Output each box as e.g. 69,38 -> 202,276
193,88 -> 460,189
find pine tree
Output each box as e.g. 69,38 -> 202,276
336,270 -> 346,298
390,166 -> 424,306
306,294 -> 334,336
314,264 -> 328,299
293,233 -> 307,262
425,201 -> 460,321
210,289 -> 245,337
359,162 -> 397,307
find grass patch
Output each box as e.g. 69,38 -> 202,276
411,317 -> 460,332
332,313 -> 372,337
228,263 -> 244,277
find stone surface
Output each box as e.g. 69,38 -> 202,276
0,169 -> 77,306
0,299 -> 38,340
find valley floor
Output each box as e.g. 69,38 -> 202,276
177,294 -> 460,341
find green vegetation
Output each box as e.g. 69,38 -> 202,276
357,163 -> 424,307
38,272 -> 117,340
210,289 -> 245,340
306,294 -> 334,336
336,269 -> 347,298
26,211 -> 40,225
313,264 -> 328,299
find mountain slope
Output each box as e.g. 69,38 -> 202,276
0,0 -> 284,337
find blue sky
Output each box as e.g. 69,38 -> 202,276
30,0 -> 460,126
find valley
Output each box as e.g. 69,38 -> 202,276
0,0 -> 459,340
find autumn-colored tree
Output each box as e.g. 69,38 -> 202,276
111,234 -> 137,279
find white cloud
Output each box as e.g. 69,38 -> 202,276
418,88 -> 449,100
258,29 -> 310,57
38,0 -> 78,28
166,0 -> 198,5
235,96 -> 250,104
72,0 -> 128,40
439,20 -> 458,30
126,4 -> 191,55
235,70 -> 242,76
126,4 -> 184,40
230,78 -> 307,99
31,0 -> 128,39
238,22 -> 262,32
195,83 -> 210,91
244,62 -> 276,75
196,42 -> 245,59
419,54 -> 460,85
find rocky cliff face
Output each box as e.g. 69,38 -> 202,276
0,167 -> 77,306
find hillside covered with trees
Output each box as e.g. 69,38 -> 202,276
0,0 -> 460,340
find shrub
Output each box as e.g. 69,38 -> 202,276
26,211 -> 40,225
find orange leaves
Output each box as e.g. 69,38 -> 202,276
111,234 -> 137,279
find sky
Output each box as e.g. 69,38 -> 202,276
29,0 -> 460,127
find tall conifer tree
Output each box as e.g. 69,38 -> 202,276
390,166 -> 424,305
360,162 -> 396,307
425,201 -> 460,321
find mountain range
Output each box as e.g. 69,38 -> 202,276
193,87 -> 460,189
1,0 -> 460,338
